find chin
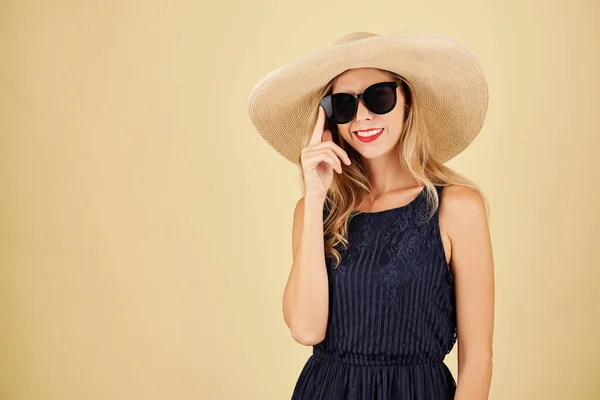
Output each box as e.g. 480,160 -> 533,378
360,144 -> 400,159
355,148 -> 385,160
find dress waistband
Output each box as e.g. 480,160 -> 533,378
312,348 -> 444,366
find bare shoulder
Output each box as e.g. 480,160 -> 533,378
443,184 -> 495,370
440,184 -> 486,215
439,184 -> 489,262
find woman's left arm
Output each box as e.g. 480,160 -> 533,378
441,185 -> 495,400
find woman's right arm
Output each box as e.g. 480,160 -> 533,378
282,195 -> 329,345
282,105 -> 351,345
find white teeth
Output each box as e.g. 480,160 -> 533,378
355,128 -> 383,137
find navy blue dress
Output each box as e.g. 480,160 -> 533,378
291,185 -> 458,399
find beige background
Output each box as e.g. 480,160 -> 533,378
1,0 -> 598,399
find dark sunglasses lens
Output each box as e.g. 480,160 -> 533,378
364,83 -> 396,114
330,93 -> 356,124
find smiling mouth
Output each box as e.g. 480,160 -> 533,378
354,128 -> 384,143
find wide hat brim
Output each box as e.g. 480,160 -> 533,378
247,31 -> 489,165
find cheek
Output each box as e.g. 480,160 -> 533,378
386,113 -> 405,135
337,125 -> 353,140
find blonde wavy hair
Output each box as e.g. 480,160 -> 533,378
296,69 -> 490,269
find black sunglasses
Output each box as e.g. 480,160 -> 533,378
320,80 -> 402,124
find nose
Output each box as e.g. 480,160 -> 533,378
355,98 -> 373,122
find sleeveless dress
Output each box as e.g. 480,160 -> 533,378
291,185 -> 458,399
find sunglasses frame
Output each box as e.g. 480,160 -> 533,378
320,80 -> 403,124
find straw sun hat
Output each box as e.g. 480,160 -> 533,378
247,31 -> 488,165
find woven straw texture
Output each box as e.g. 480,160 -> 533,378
247,31 -> 488,165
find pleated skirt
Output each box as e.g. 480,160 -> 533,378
291,349 -> 456,400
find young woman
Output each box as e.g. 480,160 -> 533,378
248,31 -> 495,400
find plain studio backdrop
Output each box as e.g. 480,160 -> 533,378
1,0 -> 598,399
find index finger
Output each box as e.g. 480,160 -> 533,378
309,106 -> 327,146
